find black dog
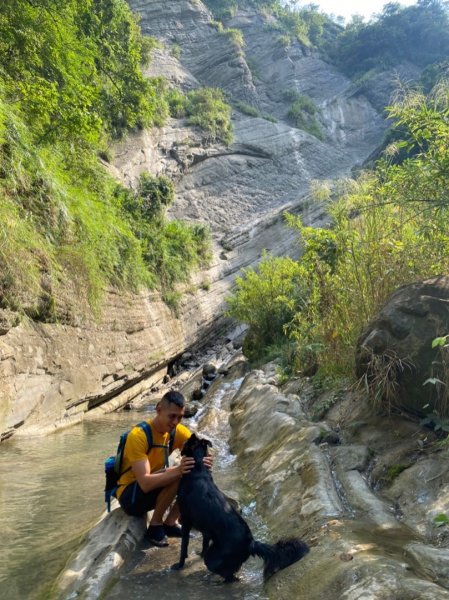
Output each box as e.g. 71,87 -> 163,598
172,433 -> 309,582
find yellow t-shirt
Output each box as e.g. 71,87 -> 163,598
115,420 -> 191,498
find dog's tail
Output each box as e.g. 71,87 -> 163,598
250,537 -> 310,579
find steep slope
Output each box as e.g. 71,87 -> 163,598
122,1 -> 385,232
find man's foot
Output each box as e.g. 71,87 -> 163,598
163,523 -> 183,538
146,525 -> 169,547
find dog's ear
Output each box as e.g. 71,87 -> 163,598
181,434 -> 195,455
202,438 -> 212,449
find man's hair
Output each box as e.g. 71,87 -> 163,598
159,390 -> 185,408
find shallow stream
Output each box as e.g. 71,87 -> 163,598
1,375 -> 269,600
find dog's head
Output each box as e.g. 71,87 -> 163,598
182,433 -> 212,460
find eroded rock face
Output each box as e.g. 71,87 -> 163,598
356,276 -> 449,416
229,369 -> 449,599
122,1 -> 386,232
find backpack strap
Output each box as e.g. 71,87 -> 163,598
138,421 -> 153,452
169,426 -> 176,456
138,421 -> 176,469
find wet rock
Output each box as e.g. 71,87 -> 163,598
191,387 -> 204,401
183,361 -> 199,369
356,276 -> 449,416
56,505 -> 146,600
314,430 -> 341,445
183,401 -> 200,418
404,543 -> 449,588
232,332 -> 246,349
383,455 -> 449,541
180,352 -> 193,364
202,362 -> 217,379
331,445 -> 370,472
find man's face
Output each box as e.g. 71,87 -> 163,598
157,402 -> 184,432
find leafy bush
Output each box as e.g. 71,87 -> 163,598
234,101 -> 260,117
186,88 -> 233,145
287,95 -> 324,140
221,28 -> 245,50
226,253 -> 308,361
167,87 -> 233,144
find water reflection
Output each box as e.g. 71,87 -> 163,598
0,411 -> 147,600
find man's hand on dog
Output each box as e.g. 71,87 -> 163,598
177,454 -> 213,475
178,456 -> 195,474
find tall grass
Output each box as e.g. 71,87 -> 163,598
0,99 -> 210,320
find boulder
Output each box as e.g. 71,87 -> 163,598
191,387 -> 204,401
202,362 -> 217,379
183,401 -> 200,418
355,276 -> 449,416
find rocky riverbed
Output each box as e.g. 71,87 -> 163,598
57,351 -> 449,599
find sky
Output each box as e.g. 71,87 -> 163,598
305,0 -> 417,22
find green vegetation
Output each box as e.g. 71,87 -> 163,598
0,0 -> 212,320
285,92 -> 323,140
233,100 -> 277,122
0,0 -> 166,142
227,83 -> 449,381
330,1 -> 449,78
168,88 -> 233,145
226,253 -> 308,362
384,464 -> 408,482
203,0 -> 333,48
433,513 -> 449,527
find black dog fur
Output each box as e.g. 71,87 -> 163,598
172,433 -> 310,582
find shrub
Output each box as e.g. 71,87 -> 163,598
226,253 -> 308,360
234,101 -> 261,117
186,88 -> 233,145
287,95 -> 324,140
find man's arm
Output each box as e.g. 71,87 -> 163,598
132,455 -> 195,492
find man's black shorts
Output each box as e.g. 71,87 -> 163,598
118,482 -> 162,517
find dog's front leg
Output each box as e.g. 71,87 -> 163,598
200,534 -> 211,558
171,523 -> 191,571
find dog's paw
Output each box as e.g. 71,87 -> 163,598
171,562 -> 185,571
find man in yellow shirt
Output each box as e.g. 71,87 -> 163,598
116,390 -> 211,546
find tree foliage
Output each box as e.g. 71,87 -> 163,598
0,0 -> 212,320
0,0 -> 163,142
330,0 -> 449,77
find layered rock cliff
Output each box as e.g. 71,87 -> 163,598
0,0 -> 386,439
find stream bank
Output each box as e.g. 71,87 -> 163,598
56,354 -> 449,599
